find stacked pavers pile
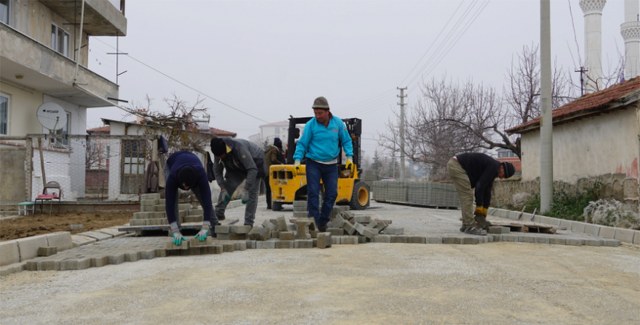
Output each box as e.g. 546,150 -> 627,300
129,193 -> 194,227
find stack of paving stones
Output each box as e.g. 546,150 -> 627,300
129,193 -> 194,227
372,181 -> 459,208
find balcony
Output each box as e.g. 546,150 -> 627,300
0,23 -> 119,107
39,0 -> 127,36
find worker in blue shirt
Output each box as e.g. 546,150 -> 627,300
293,96 -> 353,232
165,151 -> 216,245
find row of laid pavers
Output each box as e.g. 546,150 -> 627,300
490,208 -> 640,245
1,229 -> 620,275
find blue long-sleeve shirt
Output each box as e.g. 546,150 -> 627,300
293,115 -> 353,163
165,151 -> 213,224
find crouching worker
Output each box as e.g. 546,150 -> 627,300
165,151 -> 217,245
447,152 -> 515,236
210,137 -> 266,227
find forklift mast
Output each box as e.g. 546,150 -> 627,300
285,116 -> 362,167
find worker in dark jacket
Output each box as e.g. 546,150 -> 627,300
264,137 -> 285,209
447,152 -> 515,236
165,151 -> 216,245
210,137 -> 266,226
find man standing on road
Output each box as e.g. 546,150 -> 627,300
293,96 -> 353,232
165,151 -> 216,245
210,137 -> 266,227
447,152 -> 515,236
264,137 -> 285,209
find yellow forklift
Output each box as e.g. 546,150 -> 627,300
269,117 -> 370,211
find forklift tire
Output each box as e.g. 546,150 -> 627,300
349,181 -> 370,210
272,202 -> 283,211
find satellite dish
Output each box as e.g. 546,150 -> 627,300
36,102 -> 67,130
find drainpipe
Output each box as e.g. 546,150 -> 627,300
73,0 -> 86,85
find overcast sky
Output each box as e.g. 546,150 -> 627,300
88,0 -> 628,157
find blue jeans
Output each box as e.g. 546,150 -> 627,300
306,159 -> 338,228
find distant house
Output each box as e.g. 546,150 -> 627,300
0,0 -> 126,203
250,120 -> 290,149
507,77 -> 640,203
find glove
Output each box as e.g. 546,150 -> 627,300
169,222 -> 187,246
294,160 -> 301,169
195,222 -> 211,241
474,206 -> 488,217
345,157 -> 353,171
220,189 -> 231,204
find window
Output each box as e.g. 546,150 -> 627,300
0,94 -> 7,134
0,0 -> 9,24
51,24 -> 69,57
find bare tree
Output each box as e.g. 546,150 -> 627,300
122,95 -> 211,155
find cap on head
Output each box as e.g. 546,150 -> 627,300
273,137 -> 282,149
210,138 -> 227,156
501,162 -> 515,179
177,166 -> 198,189
312,96 -> 330,110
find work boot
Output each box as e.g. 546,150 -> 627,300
464,225 -> 487,236
474,214 -> 492,230
459,225 -> 471,233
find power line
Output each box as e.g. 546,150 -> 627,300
93,38 -> 269,123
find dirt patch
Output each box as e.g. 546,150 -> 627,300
0,211 -> 132,241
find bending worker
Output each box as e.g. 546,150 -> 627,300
447,152 -> 515,236
293,96 -> 353,232
210,137 -> 266,227
165,151 -> 216,245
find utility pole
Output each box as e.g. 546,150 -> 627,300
397,87 -> 407,181
575,66 -> 588,96
540,0 -> 553,214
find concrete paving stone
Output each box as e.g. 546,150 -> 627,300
508,211 -> 521,220
275,240 -> 294,249
91,256 -> 110,267
340,236 -> 359,245
565,238 -> 585,246
222,243 -> 235,252
373,235 -> 391,243
602,239 -> 621,247
584,239 -> 603,246
294,239 -> 314,248
108,254 -> 126,265
461,237 -> 480,245
0,263 -> 25,276
231,225 -> 252,234
217,234 -> 230,240
442,237 -> 463,244
635,232 -> 640,245
354,215 -> 372,223
124,252 -> 139,262
232,241 -> 247,251
275,216 -> 288,231
501,234 -> 519,242
37,246 -> 57,256
534,236 -> 550,244
426,237 -> 443,244
343,222 -> 356,235
406,236 -> 427,244
256,240 -> 276,249
519,235 -> 537,243
363,227 -> 379,239
38,260 -> 59,271
140,193 -> 161,200
390,235 -> 408,243
537,216 -> 561,226
328,228 -> 344,236
292,200 -> 307,209
354,223 -> 366,235
316,233 -> 332,249
215,225 -> 230,234
614,228 -> 636,244
0,240 -> 20,266
16,235 -> 49,261
45,232 -> 74,251
60,257 -> 91,271
598,226 -> 616,239
582,224 -> 601,237
279,231 -> 295,240
488,226 -> 510,234
293,211 -> 308,218
548,237 -> 567,245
